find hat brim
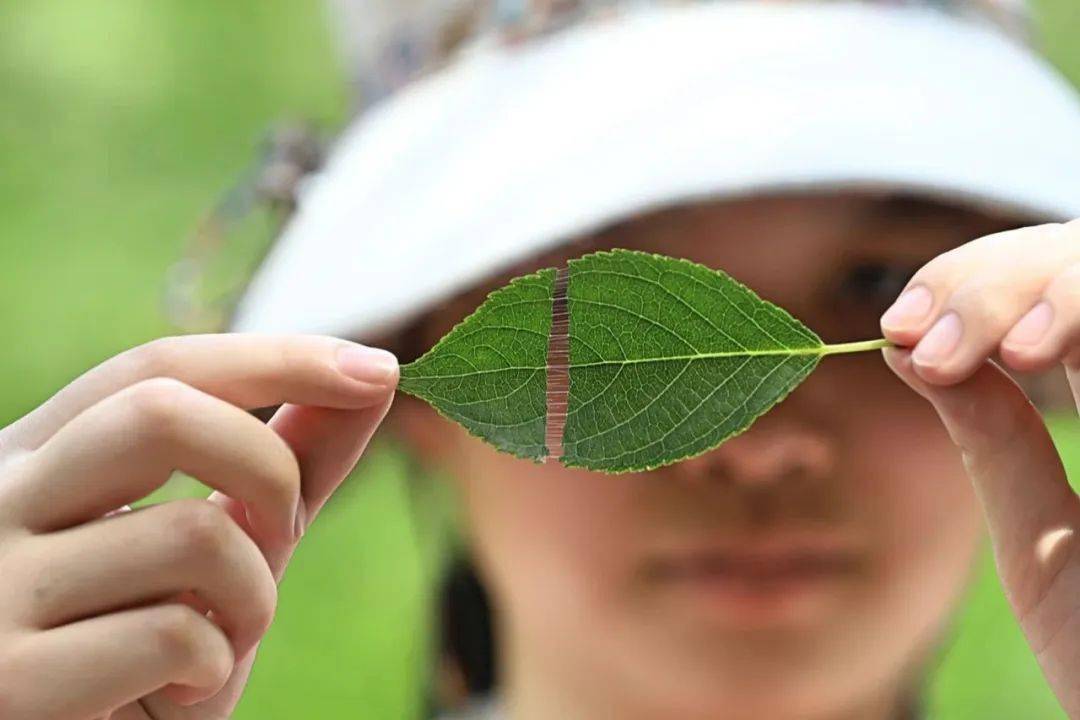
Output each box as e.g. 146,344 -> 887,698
231,1 -> 1080,338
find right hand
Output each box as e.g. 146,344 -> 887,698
0,333 -> 399,720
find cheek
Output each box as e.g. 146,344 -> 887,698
454,436 -> 642,614
860,412 -> 981,593
840,364 -> 983,644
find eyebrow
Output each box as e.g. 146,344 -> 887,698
864,193 -> 985,225
856,192 -> 1032,256
872,191 -> 1039,228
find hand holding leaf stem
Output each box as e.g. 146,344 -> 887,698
0,334 -> 398,719
879,219 -> 1080,717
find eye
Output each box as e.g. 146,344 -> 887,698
837,260 -> 919,312
819,259 -> 922,340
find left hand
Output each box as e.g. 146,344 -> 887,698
878,219 -> 1080,717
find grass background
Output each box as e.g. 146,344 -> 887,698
1,2 -> 1079,717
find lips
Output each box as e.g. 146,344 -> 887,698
645,532 -> 865,624
659,550 -> 860,582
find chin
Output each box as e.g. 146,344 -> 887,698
611,617 -> 903,720
639,667 -> 888,720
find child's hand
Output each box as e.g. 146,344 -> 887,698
879,220 -> 1080,716
0,334 -> 398,720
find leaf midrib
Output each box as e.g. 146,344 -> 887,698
401,346 -> 823,381
400,338 -> 890,383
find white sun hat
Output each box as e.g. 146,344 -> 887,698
229,0 -> 1080,340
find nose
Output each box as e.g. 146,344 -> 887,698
671,417 -> 837,487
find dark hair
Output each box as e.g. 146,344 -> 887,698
439,555 -> 497,697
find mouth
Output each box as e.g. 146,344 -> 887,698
645,532 -> 865,626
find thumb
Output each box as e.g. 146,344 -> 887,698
882,347 -> 1080,619
270,391 -> 396,529
209,390 -> 395,580
152,391 -> 396,717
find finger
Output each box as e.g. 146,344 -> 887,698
141,643 -> 260,720
277,391 -> 397,523
0,604 -> 233,719
4,333 -> 398,452
882,348 -> 1080,617
211,392 -> 395,581
21,499 -> 276,662
1001,261 -> 1080,373
880,224 -> 1072,385
3,378 -> 300,545
182,394 -> 397,716
885,344 -> 1080,719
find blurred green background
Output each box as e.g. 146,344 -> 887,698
1,2 -> 1079,718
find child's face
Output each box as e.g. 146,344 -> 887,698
399,193 -> 1018,716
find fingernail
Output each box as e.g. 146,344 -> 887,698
294,495 -> 307,541
336,344 -> 398,385
1004,301 -> 1054,346
913,311 -> 963,365
881,286 -> 934,329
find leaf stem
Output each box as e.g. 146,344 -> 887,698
820,338 -> 894,356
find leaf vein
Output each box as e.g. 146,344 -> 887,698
572,267 -> 749,351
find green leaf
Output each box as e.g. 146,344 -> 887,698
398,249 -> 889,473
397,268 -> 555,462
561,250 -> 822,472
